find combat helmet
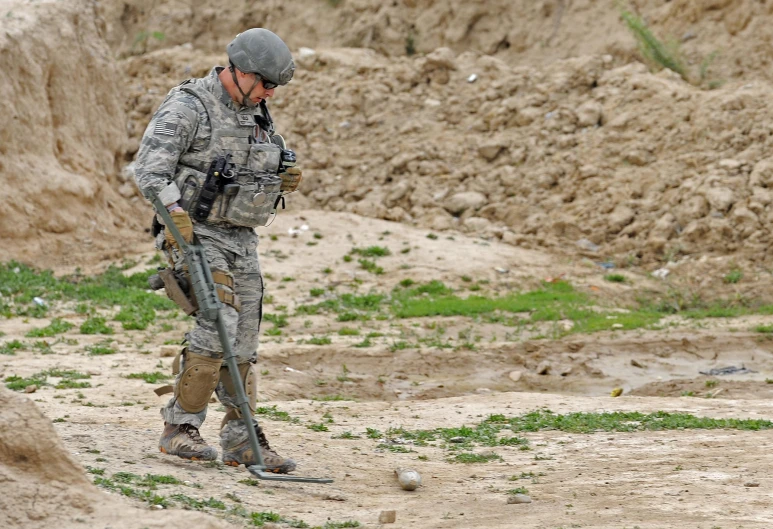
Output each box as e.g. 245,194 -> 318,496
227,28 -> 295,87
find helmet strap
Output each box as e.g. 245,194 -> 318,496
229,65 -> 260,108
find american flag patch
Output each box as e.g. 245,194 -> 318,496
154,122 -> 178,136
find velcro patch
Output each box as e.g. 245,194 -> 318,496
154,122 -> 178,136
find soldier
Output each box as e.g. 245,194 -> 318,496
134,28 -> 302,473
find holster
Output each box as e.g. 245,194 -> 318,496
158,268 -> 198,316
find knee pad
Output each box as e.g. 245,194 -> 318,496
175,351 -> 222,413
219,362 -> 257,427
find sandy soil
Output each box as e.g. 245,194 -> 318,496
3,211 -> 773,529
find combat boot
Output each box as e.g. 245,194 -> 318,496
159,422 -> 218,461
221,421 -> 296,473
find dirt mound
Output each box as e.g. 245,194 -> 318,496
124,44 -> 773,268
0,0 -> 150,268
6,0 -> 773,270
0,386 -> 228,529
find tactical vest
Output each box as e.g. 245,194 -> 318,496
173,80 -> 282,228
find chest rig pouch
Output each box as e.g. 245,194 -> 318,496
219,143 -> 283,228
172,79 -> 283,228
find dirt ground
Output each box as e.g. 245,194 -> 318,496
5,1 -> 773,527
4,211 -> 773,529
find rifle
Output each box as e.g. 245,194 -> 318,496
149,189 -> 333,484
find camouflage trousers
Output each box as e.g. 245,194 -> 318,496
161,224 -> 263,430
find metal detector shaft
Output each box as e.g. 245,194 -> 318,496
149,190 -> 332,484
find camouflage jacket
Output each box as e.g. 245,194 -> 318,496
134,67 -> 271,255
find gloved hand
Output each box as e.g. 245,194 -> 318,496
279,166 -> 302,193
164,210 -> 194,250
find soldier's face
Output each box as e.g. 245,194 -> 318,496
235,71 -> 275,105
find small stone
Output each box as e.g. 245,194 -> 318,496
610,388 -> 623,397
395,467 -> 422,491
449,437 -> 465,443
379,511 -> 397,524
744,482 -> 760,487
159,345 -> 178,357
24,385 -> 37,393
536,361 -> 551,375
507,494 -> 532,504
509,370 -> 522,382
576,238 -> 600,252
631,359 -> 646,368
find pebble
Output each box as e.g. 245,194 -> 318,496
507,494 -> 532,504
379,510 -> 397,523
536,361 -> 551,375
744,482 -> 760,487
509,370 -> 522,382
24,385 -> 37,393
395,468 -> 422,491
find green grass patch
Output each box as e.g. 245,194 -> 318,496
263,313 -> 289,327
87,342 -> 117,355
450,452 -> 503,464
337,327 -> 360,336
507,487 -> 529,495
724,269 -> 743,284
55,380 -> 91,389
358,259 -> 384,275
125,371 -> 169,384
604,274 -> 626,283
25,318 -> 74,337
305,336 -> 332,345
0,339 -> 25,355
255,405 -> 300,423
80,317 -> 114,335
170,493 -> 225,510
5,374 -> 48,391
250,511 -> 281,526
0,261 -> 176,319
350,246 -> 391,258
755,324 -> 773,334
114,305 -> 155,330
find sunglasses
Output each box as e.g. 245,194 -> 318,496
255,74 -> 278,90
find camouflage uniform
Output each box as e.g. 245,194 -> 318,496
134,67 -> 278,456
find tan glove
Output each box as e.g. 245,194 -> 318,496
164,210 -> 194,250
279,166 -> 302,193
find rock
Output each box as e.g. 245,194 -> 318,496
575,100 -> 602,127
296,47 -> 317,68
536,361 -> 551,375
610,387 -> 623,397
24,385 -> 37,393
118,183 -> 136,198
478,141 -> 507,162
704,187 -> 735,212
395,467 -> 422,491
631,359 -> 646,368
507,494 -> 532,504
576,238 -> 600,252
463,216 -> 492,232
159,345 -> 178,357
444,191 -> 487,215
744,482 -> 760,487
379,510 -> 397,523
449,437 -> 465,443
509,370 -> 522,382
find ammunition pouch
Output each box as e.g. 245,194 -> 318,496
173,142 -> 283,228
